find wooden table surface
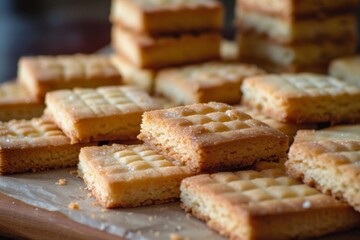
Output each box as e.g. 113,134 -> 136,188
0,193 -> 124,240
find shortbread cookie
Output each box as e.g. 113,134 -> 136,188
181,169 -> 360,240
110,0 -> 223,35
286,125 -> 360,212
237,33 -> 357,69
111,54 -> 155,93
78,144 -> 193,208
236,11 -> 356,43
235,106 -> 317,143
329,56 -> 360,87
45,86 -> 162,143
138,102 -> 288,172
112,26 -> 221,68
0,81 -> 44,121
236,0 -> 358,18
238,58 -> 328,74
0,118 -> 89,175
155,62 -> 265,105
18,54 -> 122,100
242,73 -> 360,123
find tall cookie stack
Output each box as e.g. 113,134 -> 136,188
110,0 -> 224,92
235,0 -> 358,73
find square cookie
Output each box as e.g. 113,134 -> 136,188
181,169 -> 360,240
111,54 -> 155,93
110,0 -> 223,35
112,26 -> 221,68
241,73 -> 360,123
236,10 -> 356,43
18,54 -> 122,100
237,32 -> 357,71
155,62 -> 265,105
45,86 -> 162,143
286,124 -> 360,212
235,105 -> 317,144
0,118 -> 90,175
236,0 -> 358,18
0,81 -> 44,121
138,102 -> 288,172
78,144 -> 193,208
329,56 -> 360,87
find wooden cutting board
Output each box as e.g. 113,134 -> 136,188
0,193 -> 124,240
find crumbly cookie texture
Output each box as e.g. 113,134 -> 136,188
78,144 -> 193,208
0,118 -> 90,175
286,124 -> 360,212
138,102 -> 288,173
45,86 -> 162,143
181,168 -> 360,240
242,73 -> 360,123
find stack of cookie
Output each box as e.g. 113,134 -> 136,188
110,0 -> 224,92
235,0 -> 358,73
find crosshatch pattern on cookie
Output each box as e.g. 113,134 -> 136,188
50,86 -> 154,118
203,170 -> 323,204
161,103 -> 265,134
71,87 -> 143,116
93,145 -> 187,174
25,55 -> 120,81
263,74 -> 359,97
0,118 -> 64,139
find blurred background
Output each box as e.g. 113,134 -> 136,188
0,0 -> 235,83
1,0 -> 358,83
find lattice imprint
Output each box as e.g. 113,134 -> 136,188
164,103 -> 267,134
0,118 -> 64,139
206,170 -> 324,205
86,144 -> 189,176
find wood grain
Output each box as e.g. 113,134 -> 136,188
0,193 -> 124,240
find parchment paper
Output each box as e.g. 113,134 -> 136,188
0,169 -> 359,240
0,168 -> 224,240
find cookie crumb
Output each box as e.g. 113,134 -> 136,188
56,178 -> 67,185
68,202 -> 79,210
87,193 -> 92,198
69,169 -> 78,175
92,201 -> 100,207
169,233 -> 181,240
